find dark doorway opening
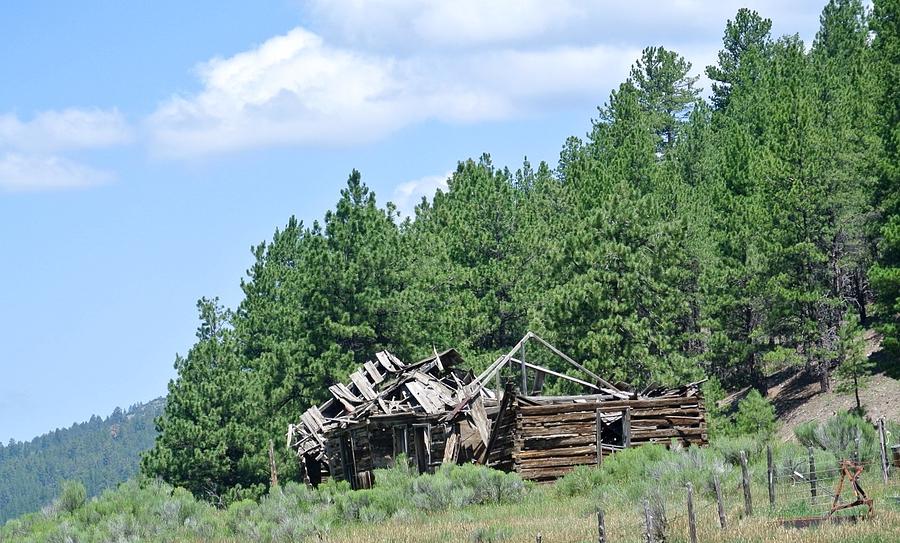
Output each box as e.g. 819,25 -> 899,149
413,424 -> 431,474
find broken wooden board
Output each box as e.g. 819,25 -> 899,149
376,351 -> 397,372
469,397 -> 491,446
404,381 -> 443,414
349,370 -> 377,401
363,361 -> 384,384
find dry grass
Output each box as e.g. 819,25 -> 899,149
315,490 -> 900,543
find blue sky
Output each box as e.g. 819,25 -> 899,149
0,0 -> 825,443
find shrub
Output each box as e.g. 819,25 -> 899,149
732,389 -> 777,438
794,411 -> 879,462
554,444 -> 672,499
470,525 -> 512,542
57,481 -> 87,515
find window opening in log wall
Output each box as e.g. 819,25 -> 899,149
598,407 -> 631,449
393,426 -> 408,459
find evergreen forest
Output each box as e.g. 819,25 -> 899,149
0,399 -> 163,522
131,0 -> 900,506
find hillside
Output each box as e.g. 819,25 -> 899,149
721,331 -> 900,441
0,398 -> 163,523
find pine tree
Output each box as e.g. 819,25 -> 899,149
540,182 -> 702,387
629,46 -> 701,153
706,8 -> 773,110
398,156 -> 531,370
869,0 -> 900,355
833,313 -> 874,411
141,299 -> 268,504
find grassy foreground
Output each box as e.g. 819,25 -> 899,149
3,431 -> 900,542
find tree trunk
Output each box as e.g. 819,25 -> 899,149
819,366 -> 830,393
854,270 -> 868,325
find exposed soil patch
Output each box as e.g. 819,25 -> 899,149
721,330 -> 900,441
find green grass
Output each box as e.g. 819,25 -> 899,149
3,438 -> 899,542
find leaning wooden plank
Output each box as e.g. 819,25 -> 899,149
350,370 -> 377,401
387,351 -> 406,369
376,351 -> 397,372
336,383 -> 364,403
470,397 -> 491,447
527,332 -> 621,391
309,406 -> 328,427
414,381 -> 445,414
442,432 -> 460,464
363,361 -> 384,385
328,385 -> 357,413
404,382 -> 442,414
508,358 -> 600,391
300,411 -> 321,433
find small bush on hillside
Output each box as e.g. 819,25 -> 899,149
57,481 -> 86,514
701,377 -> 730,437
794,411 -> 879,462
733,389 -> 777,438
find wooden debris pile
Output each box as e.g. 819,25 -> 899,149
288,332 -> 708,485
287,348 -> 496,469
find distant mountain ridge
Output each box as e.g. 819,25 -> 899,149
0,397 -> 164,523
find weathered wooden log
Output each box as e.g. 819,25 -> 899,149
519,397 -> 700,416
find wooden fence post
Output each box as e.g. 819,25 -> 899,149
643,499 -> 654,543
686,483 -> 698,543
878,418 -> 889,483
268,439 -> 279,488
767,444 -> 775,509
740,450 -> 752,517
808,447 -> 817,506
597,509 -> 606,543
713,473 -> 727,530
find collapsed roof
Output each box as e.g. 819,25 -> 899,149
287,347 -> 495,462
287,332 -> 707,473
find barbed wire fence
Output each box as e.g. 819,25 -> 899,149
535,416 -> 899,543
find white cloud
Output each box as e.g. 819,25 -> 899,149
147,27 -> 637,157
0,108 -> 132,153
392,171 -> 451,218
0,108 -> 130,192
0,153 -> 114,192
147,0 -> 825,157
304,0 -> 823,51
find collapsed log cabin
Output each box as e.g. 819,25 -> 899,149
288,332 -> 707,488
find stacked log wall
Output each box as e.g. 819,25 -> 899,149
513,395 -> 707,481
486,403 -> 517,472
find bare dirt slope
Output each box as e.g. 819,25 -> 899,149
774,330 -> 899,440
723,331 -> 900,441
